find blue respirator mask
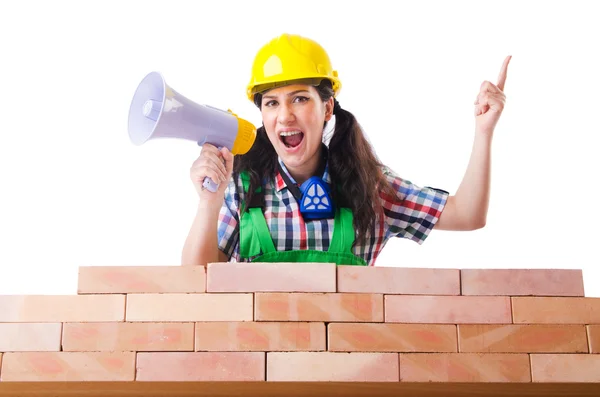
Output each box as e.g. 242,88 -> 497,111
298,176 -> 335,220
277,146 -> 335,220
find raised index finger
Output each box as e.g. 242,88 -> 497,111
497,55 -> 512,91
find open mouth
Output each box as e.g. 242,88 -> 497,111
279,131 -> 304,149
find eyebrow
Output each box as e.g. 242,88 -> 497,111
262,90 -> 309,99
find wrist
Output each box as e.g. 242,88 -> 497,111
197,197 -> 224,213
474,129 -> 494,144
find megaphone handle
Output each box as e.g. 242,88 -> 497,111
200,142 -> 224,193
202,177 -> 219,192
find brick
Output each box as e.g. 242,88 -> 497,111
461,269 -> 584,296
0,323 -> 61,352
458,324 -> 588,353
512,297 -> 600,324
588,325 -> 600,354
255,293 -> 383,322
126,293 -> 252,322
62,322 -> 194,352
385,295 -> 511,324
136,352 -> 264,381
337,266 -> 460,295
195,322 -> 325,351
77,266 -> 205,294
328,323 -> 456,352
207,262 -> 335,292
399,353 -> 530,382
0,295 -> 125,322
267,352 -> 398,381
531,354 -> 600,382
0,352 -> 135,381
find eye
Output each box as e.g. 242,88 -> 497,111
263,99 -> 278,107
293,96 -> 309,103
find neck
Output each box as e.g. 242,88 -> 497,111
285,145 -> 325,185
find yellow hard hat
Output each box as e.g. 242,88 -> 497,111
246,33 -> 341,101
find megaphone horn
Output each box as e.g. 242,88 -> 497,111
127,71 -> 257,192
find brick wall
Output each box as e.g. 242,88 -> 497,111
0,263 -> 599,396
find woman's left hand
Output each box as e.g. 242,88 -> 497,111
474,56 -> 512,134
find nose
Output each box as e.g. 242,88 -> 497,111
277,102 -> 295,125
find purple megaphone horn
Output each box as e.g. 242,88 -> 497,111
127,71 -> 257,192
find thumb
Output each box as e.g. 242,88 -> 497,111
221,147 -> 234,175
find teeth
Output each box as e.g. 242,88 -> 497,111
279,131 -> 302,137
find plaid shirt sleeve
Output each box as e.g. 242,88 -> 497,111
217,176 -> 242,261
380,166 -> 449,244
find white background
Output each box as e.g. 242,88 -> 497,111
1,0 -> 598,296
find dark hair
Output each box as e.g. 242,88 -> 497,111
233,79 -> 396,247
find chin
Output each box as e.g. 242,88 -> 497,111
278,152 -> 302,167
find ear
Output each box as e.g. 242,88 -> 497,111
324,97 -> 334,121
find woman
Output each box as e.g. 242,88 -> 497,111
182,33 -> 511,267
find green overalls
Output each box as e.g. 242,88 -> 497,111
238,171 -> 367,266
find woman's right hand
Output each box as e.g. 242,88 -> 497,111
189,144 -> 234,203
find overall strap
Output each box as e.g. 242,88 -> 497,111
246,208 -> 276,254
328,207 -> 355,254
239,171 -> 276,257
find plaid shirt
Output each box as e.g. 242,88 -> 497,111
217,160 -> 448,266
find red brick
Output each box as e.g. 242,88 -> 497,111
207,262 -> 335,292
255,293 -> 383,322
399,353 -> 530,382
195,322 -> 325,351
0,323 -> 61,352
77,266 -> 205,294
458,324 -> 588,353
62,322 -> 194,352
385,295 -> 511,324
328,323 -> 456,352
0,352 -> 135,381
512,297 -> 600,324
531,354 -> 600,382
267,352 -> 398,381
126,293 -> 252,322
338,266 -> 459,295
136,352 -> 264,381
0,295 -> 124,322
461,269 -> 584,296
587,325 -> 600,354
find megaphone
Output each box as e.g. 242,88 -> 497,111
127,71 -> 257,192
